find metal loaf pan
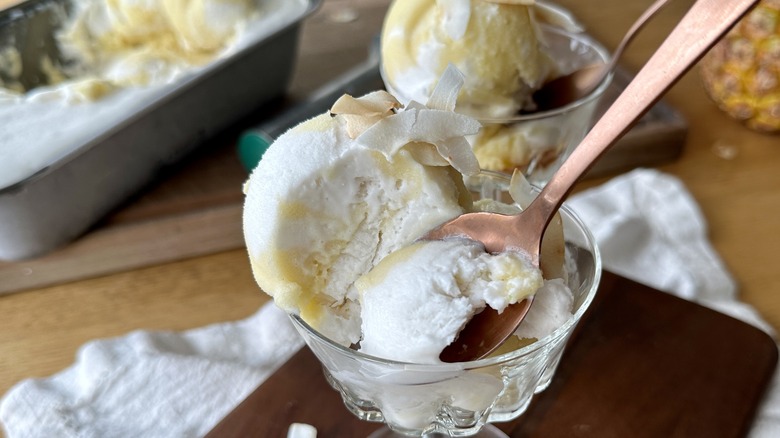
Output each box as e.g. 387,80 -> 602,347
0,0 -> 320,261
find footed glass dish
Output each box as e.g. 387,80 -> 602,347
290,171 -> 602,437
383,25 -> 612,187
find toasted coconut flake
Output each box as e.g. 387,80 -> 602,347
357,108 -> 480,158
434,137 -> 480,175
405,142 -> 451,167
330,90 -> 402,138
346,65 -> 482,175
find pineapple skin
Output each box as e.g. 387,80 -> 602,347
699,0 -> 780,133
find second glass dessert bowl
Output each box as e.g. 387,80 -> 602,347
383,25 -> 612,187
289,171 -> 602,437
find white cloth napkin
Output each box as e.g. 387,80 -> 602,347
0,303 -> 304,437
2,168 -> 778,437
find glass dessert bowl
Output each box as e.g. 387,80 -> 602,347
382,25 -> 612,187
289,171 -> 602,437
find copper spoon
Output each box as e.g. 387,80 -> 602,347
433,0 -> 759,363
531,0 -> 672,112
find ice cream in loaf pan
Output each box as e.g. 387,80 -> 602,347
0,0 -> 316,261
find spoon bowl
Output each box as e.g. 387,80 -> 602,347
430,0 -> 760,363
531,0 -> 672,112
531,63 -> 608,112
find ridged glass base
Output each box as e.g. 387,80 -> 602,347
367,424 -> 508,438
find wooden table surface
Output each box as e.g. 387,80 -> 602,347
1,0 -> 779,435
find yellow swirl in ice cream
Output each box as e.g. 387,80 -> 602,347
0,0 -> 293,103
51,0 -> 256,100
64,0 -> 253,64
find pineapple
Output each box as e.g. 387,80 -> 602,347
699,0 -> 780,133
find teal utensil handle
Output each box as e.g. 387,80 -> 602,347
239,52 -> 383,172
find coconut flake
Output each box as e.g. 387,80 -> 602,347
406,142 -> 451,167
336,65 -> 482,175
508,169 -> 535,208
406,100 -> 427,111
330,90 -> 402,138
426,64 -> 464,112
435,136 -> 480,175
357,108 -> 480,159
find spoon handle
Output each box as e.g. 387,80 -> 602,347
527,0 -> 758,227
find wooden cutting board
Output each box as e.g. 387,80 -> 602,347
206,272 -> 778,438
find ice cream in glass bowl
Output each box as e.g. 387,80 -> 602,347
380,0 -> 612,185
242,70 -> 601,436
288,171 -> 601,437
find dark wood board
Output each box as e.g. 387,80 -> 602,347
206,272 -> 777,438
